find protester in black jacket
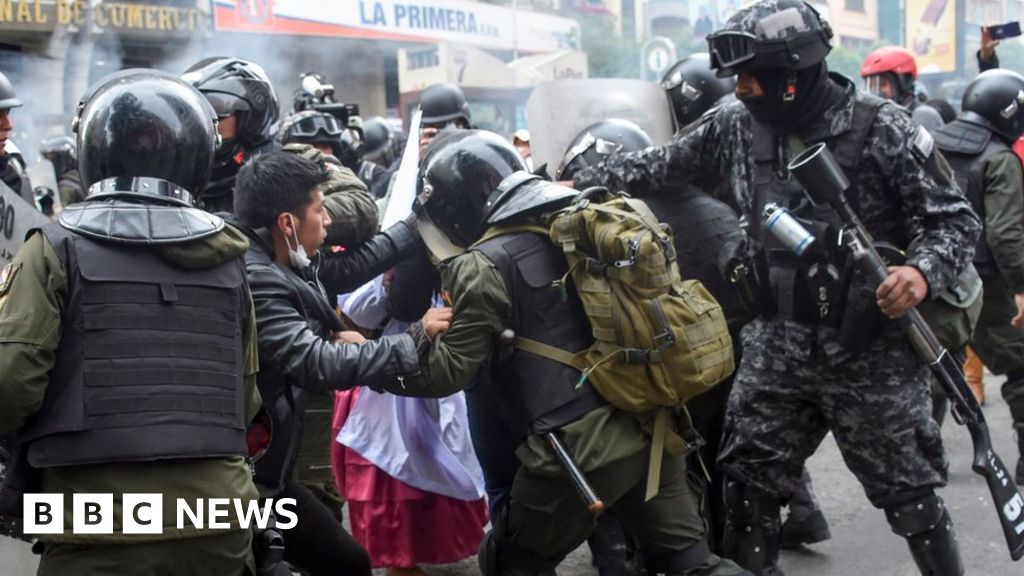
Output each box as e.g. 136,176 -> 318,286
232,151 -> 451,576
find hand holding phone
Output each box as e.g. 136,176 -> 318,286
987,21 -> 1021,40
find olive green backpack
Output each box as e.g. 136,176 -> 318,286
535,189 -> 735,409
479,188 -> 735,496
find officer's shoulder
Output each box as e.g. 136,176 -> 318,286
452,247 -> 498,270
858,92 -> 913,134
704,99 -> 746,125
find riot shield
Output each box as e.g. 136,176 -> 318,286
0,180 -> 48,266
0,179 -> 46,548
526,79 -> 675,180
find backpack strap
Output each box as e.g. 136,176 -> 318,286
514,337 -> 588,373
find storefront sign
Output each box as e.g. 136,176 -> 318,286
214,0 -> 580,54
0,0 -> 204,32
906,0 -> 958,73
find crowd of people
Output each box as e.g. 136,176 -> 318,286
1,1 -> 1024,575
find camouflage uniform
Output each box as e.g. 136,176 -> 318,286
576,72 -> 980,574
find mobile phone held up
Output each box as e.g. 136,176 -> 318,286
988,21 -> 1022,41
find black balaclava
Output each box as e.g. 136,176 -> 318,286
738,62 -> 840,130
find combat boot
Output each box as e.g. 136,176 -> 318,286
779,469 -> 831,549
779,509 -> 831,549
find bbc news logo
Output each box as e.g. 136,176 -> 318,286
23,494 -> 298,535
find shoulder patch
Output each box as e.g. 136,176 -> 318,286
910,125 -> 934,162
0,262 -> 20,308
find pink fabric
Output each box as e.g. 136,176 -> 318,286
332,389 -> 488,569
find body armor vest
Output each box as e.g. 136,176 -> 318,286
751,93 -> 903,324
645,190 -> 749,325
474,232 -> 606,434
19,224 -> 248,468
933,118 -> 1016,277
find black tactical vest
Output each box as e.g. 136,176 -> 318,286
474,232 -> 606,434
933,118 -> 1016,277
18,224 -> 248,468
750,93 -> 899,324
645,189 -> 749,325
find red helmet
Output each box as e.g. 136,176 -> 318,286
860,46 -> 918,79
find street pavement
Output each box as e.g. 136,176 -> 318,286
3,371 -> 1022,575
417,371 -> 1024,576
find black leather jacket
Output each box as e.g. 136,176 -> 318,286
234,219 -> 423,494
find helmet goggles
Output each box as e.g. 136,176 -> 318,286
707,29 -> 830,77
289,114 -> 344,139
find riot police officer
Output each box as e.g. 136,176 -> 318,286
362,116 -> 399,170
0,71 -> 32,204
934,69 -> 1024,486
418,82 -> 472,152
373,130 -> 748,576
660,53 -> 736,131
661,54 -> 834,552
183,56 -> 280,213
573,1 -> 981,574
0,69 -> 260,575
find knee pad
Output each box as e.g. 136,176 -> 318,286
721,477 -> 783,573
884,493 -> 948,538
723,478 -> 781,529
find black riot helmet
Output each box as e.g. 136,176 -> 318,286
0,70 -> 21,109
39,135 -> 77,177
362,116 -> 395,164
417,130 -> 525,248
74,69 -> 220,202
706,0 -> 832,79
420,83 -> 472,126
556,119 -> 653,181
278,110 -> 345,158
961,69 -> 1024,143
182,57 -> 279,149
661,53 -> 736,127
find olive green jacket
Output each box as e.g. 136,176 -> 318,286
381,247 -> 648,475
981,152 -> 1024,294
0,225 -> 261,543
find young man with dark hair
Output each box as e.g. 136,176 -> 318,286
231,151 -> 451,576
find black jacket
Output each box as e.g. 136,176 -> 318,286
235,219 -> 423,494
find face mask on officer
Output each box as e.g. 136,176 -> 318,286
736,62 -> 831,128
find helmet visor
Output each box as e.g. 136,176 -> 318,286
204,92 -> 250,118
863,75 -> 890,99
707,31 -> 759,74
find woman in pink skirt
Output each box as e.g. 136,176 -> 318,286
332,277 -> 488,576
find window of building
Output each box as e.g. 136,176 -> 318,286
841,36 -> 873,50
407,48 -> 440,70
845,0 -> 865,12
